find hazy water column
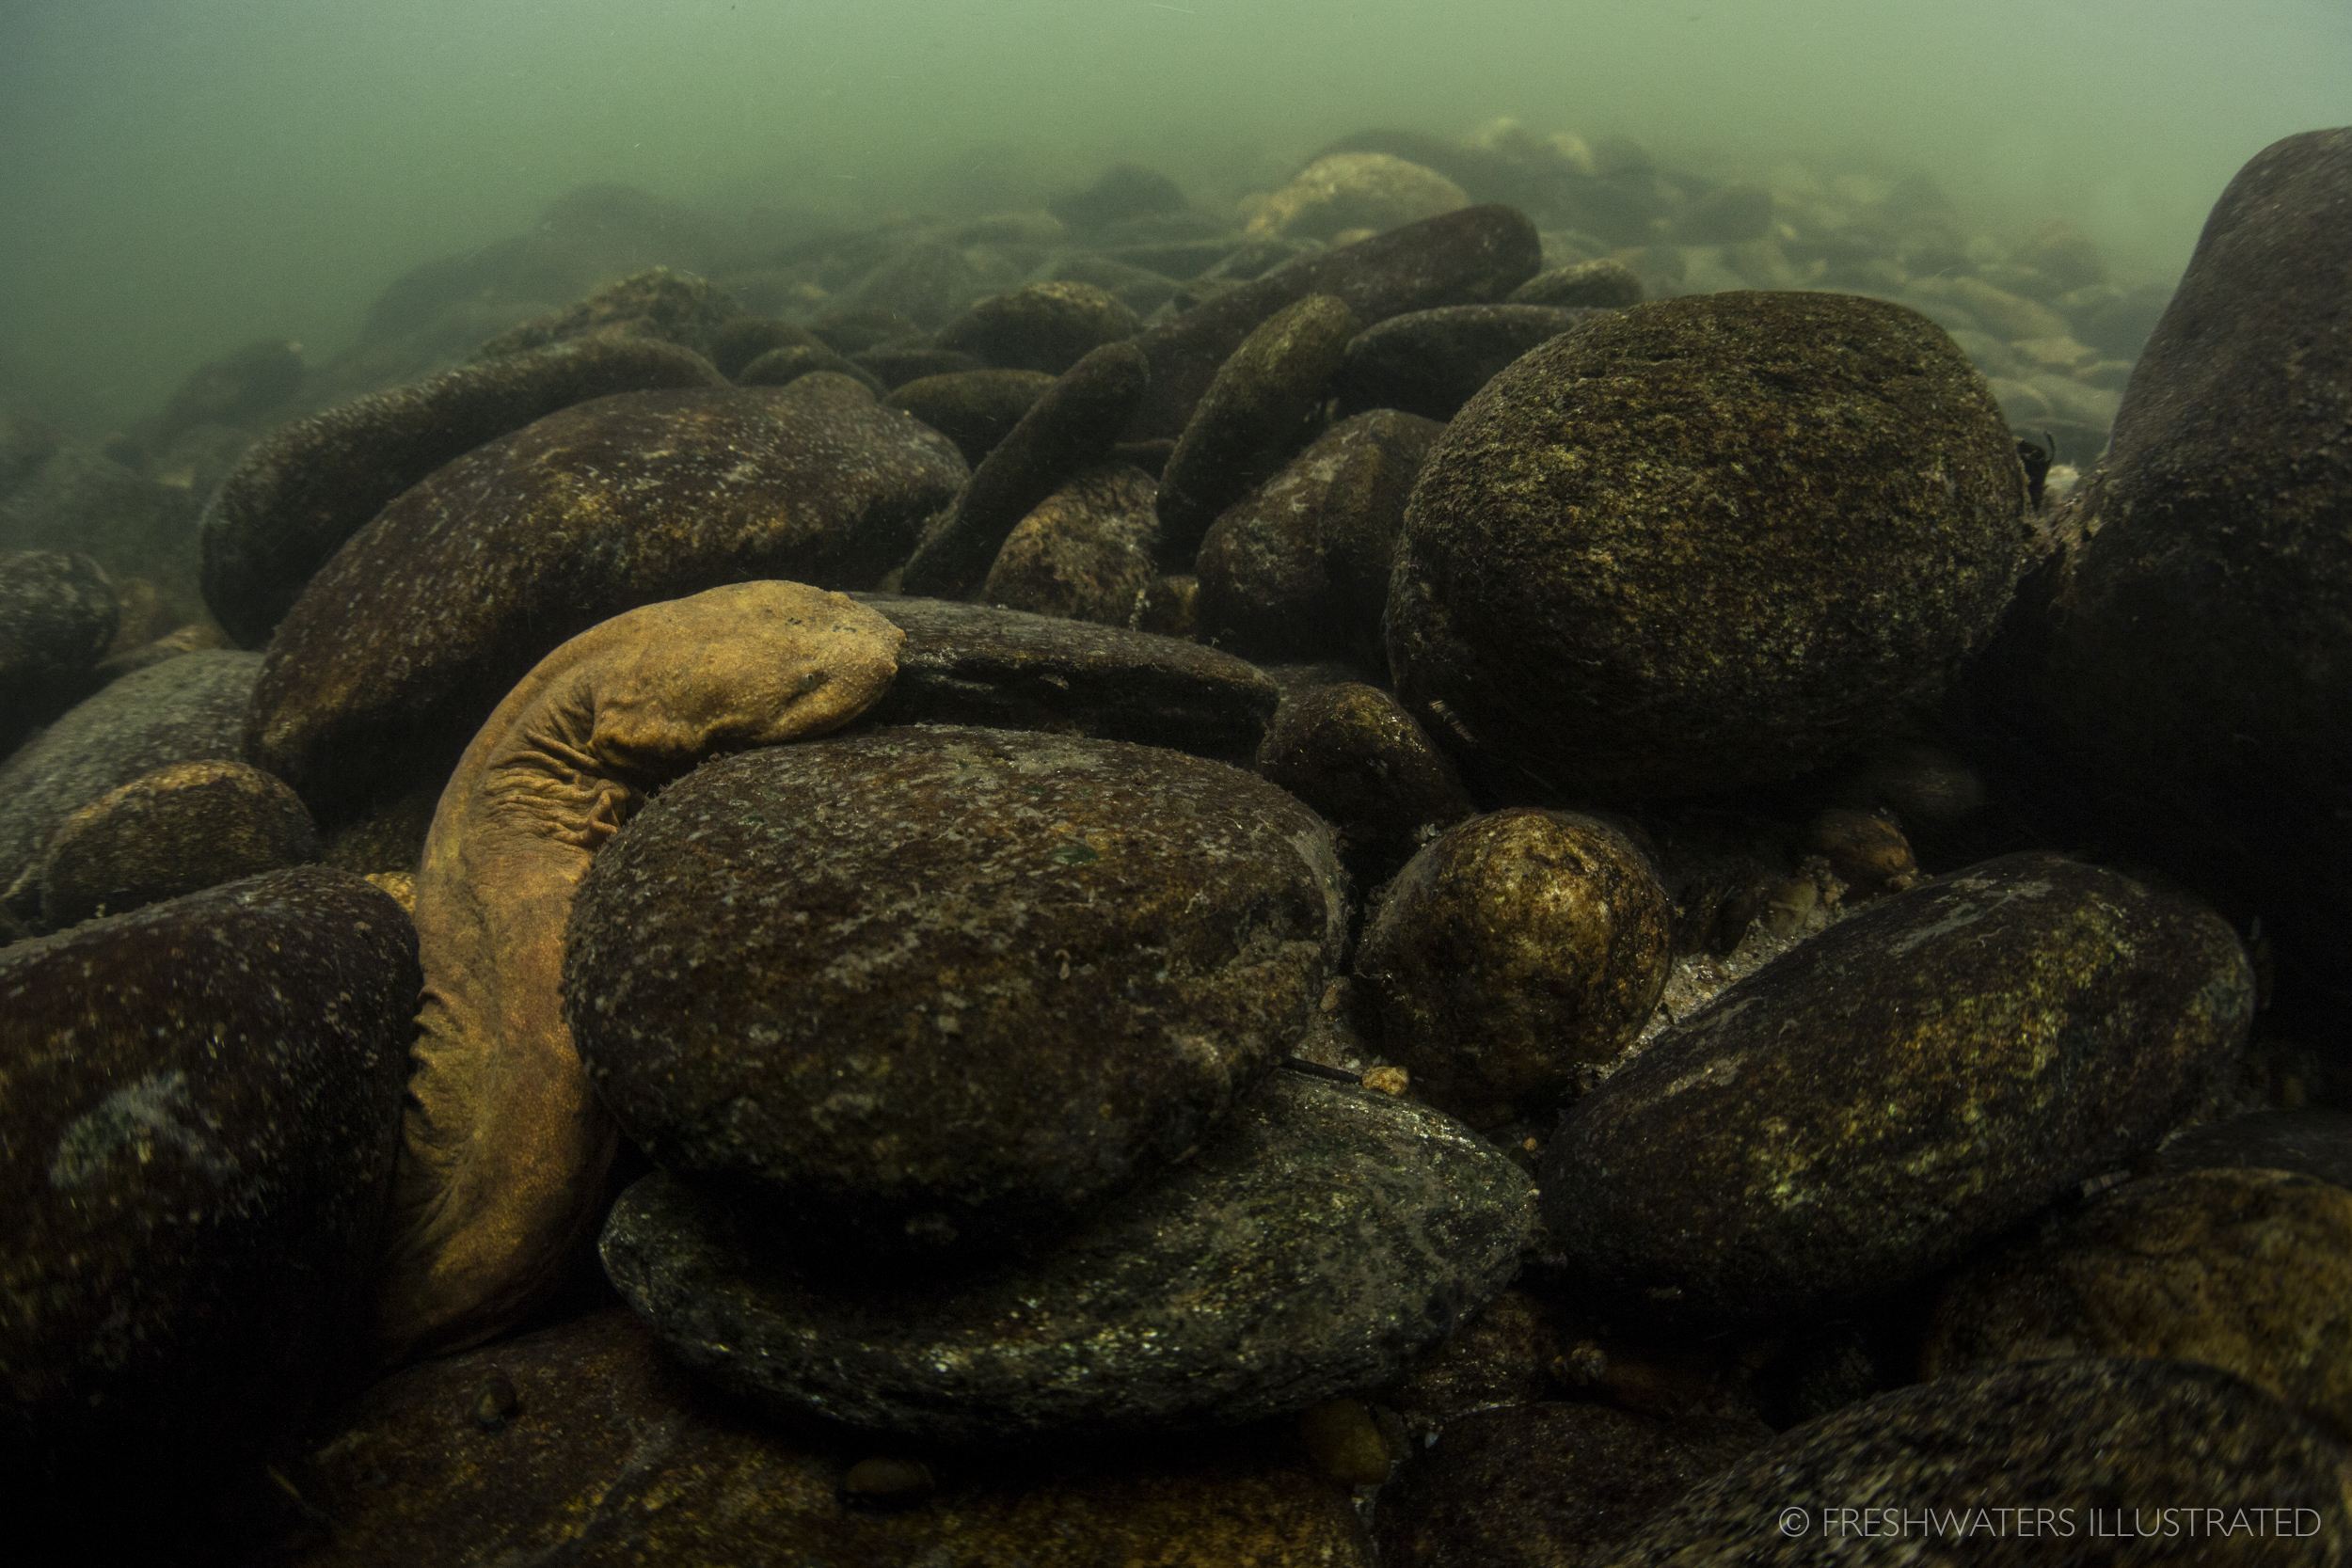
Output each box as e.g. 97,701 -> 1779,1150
0,0 -> 2345,430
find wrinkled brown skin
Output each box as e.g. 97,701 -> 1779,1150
375,581 -> 904,1365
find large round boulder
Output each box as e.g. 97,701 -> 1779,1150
1387,291 -> 2029,799
564,724 -> 1348,1254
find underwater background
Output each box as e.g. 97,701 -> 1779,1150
3,0 -> 2347,436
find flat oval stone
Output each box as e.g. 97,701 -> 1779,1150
566,725 -> 1348,1253
1388,291 -> 2030,799
1539,854 -> 2254,1326
598,1071 -> 1532,1442
246,379 -> 967,813
0,866 -> 418,1502
1333,303 -> 1599,421
851,594 -> 1279,760
1594,1358 -> 2352,1565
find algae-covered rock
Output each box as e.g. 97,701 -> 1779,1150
199,335 -> 727,647
246,378 -> 965,813
1155,293 -> 1359,565
38,757 -> 320,929
935,281 -> 1139,375
1356,808 -> 1671,1129
891,367 -> 1058,467
0,649 -> 261,921
566,724 -> 1346,1254
1539,854 -> 2253,1325
1253,681 -> 1472,877
977,461 -> 1161,626
1925,1168 -> 2352,1439
0,867 -> 417,1506
1248,152 -> 1471,243
0,548 -> 118,747
1194,408 -> 1444,662
1590,1358 -> 2352,1565
599,1071 -> 1530,1441
1388,290 -> 2029,799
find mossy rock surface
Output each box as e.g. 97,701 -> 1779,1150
1539,853 -> 2253,1325
598,1071 -> 1531,1442
1388,290 -> 2028,799
566,724 -> 1347,1254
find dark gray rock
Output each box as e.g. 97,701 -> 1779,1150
1508,258 -> 1645,309
246,377 -> 966,815
890,368 -> 1058,467
2036,128 -> 2352,1018
285,1306 -> 1372,1566
2152,1108 -> 2352,1190
1357,809 -> 1672,1130
469,265 -> 739,363
841,243 -> 990,329
1194,408 -> 1444,662
0,649 -> 260,922
850,341 -> 983,390
1124,204 -> 1543,441
1375,1402 -> 1763,1568
735,341 -> 884,394
899,341 -> 1151,599
1254,681 -> 1472,879
977,462 -> 1160,626
935,282 -> 1139,375
599,1070 -> 1532,1442
1154,294 -> 1359,566
707,317 -> 823,380
198,335 -> 727,647
1049,164 -> 1191,235
1389,291 -> 2030,800
1051,254 -> 1181,317
0,549 -> 118,747
0,867 -> 417,1511
1334,303 -> 1599,421
38,758 -> 320,930
0,446 -> 203,627
567,725 -> 1347,1255
851,594 -> 1279,759
1590,1359 -> 2352,1565
1539,854 -> 2254,1326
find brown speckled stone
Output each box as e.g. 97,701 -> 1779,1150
1124,204 -> 1542,441
1254,681 -> 1473,877
198,335 -> 727,648
1388,291 -> 2030,800
935,281 -> 1139,375
566,724 -> 1348,1254
38,757 -> 319,929
0,549 -> 118,747
1154,294 -> 1359,566
977,461 -> 1160,626
890,368 -> 1058,467
1590,1359 -> 2352,1565
277,1307 -> 1372,1568
0,866 -> 417,1508
851,594 -> 1279,760
246,378 -> 966,814
597,1071 -> 1530,1441
0,649 -> 261,922
1375,1402 -> 1763,1568
1357,809 -> 1672,1130
1925,1168 -> 2352,1439
1540,854 -> 2254,1326
899,341 -> 1150,600
1195,408 -> 1444,662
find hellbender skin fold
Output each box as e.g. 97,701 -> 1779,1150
374,580 -> 905,1363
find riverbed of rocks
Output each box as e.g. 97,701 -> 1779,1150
2,122 -> 2348,1565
